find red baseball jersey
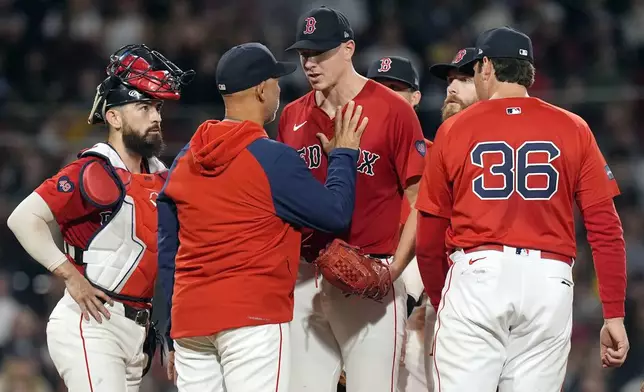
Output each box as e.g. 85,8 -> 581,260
416,97 -> 620,258
278,80 -> 426,256
36,153 -> 164,301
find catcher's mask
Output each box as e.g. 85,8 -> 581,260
88,44 -> 195,125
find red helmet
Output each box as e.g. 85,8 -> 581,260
88,44 -> 195,125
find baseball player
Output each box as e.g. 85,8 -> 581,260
366,50 -> 478,392
279,7 -> 426,391
416,27 -> 629,392
366,55 -> 429,392
157,42 -> 368,392
7,44 -> 194,392
429,47 -> 480,122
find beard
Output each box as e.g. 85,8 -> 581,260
122,123 -> 164,158
441,96 -> 467,122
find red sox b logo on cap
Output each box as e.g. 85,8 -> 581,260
303,17 -> 317,35
378,57 -> 392,72
452,49 -> 467,64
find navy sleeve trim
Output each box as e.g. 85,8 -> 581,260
156,142 -> 189,350
157,193 -> 178,349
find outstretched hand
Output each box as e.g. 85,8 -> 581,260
317,100 -> 369,154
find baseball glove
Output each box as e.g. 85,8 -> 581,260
314,239 -> 392,301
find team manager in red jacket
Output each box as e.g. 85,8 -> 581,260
157,42 -> 369,392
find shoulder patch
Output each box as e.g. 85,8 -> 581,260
415,140 -> 426,157
57,176 -> 74,193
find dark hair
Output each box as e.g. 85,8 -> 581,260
477,58 -> 535,88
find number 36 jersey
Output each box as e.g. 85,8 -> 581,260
416,97 -> 620,258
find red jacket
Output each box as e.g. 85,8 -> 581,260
158,120 -> 359,338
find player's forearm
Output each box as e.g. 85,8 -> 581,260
7,192 -> 69,272
581,199 -> 627,319
416,211 -> 450,311
293,148 -> 358,233
392,182 -> 421,270
392,210 -> 417,274
316,148 -> 359,232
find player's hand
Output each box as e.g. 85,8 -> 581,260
600,317 -> 629,368
63,268 -> 114,323
167,350 -> 177,384
317,100 -> 369,154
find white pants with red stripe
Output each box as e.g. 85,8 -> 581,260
432,247 -> 574,392
46,291 -> 147,392
289,259 -> 407,392
174,323 -> 289,392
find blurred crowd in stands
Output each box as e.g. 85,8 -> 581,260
0,0 -> 643,391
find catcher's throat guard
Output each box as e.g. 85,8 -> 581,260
88,44 -> 195,125
314,239 -> 393,301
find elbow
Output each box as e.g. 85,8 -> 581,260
322,206 -> 353,234
323,216 -> 350,234
335,212 -> 353,233
7,207 -> 20,234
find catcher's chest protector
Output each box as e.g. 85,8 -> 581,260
71,143 -> 167,299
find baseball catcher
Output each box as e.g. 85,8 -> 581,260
8,43 -> 193,392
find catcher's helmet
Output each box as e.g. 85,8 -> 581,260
88,44 -> 195,125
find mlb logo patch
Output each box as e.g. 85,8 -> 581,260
218,84 -> 226,91
605,164 -> 615,180
57,176 -> 74,193
519,49 -> 528,56
415,140 -> 426,157
506,107 -> 522,115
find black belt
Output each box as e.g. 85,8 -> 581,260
101,299 -> 150,327
369,254 -> 392,259
123,304 -> 151,327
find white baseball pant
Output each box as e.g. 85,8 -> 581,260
289,258 -> 407,392
398,256 -> 436,392
398,300 -> 436,392
432,246 -> 573,392
174,323 -> 289,392
400,256 -> 425,303
46,290 -> 147,392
